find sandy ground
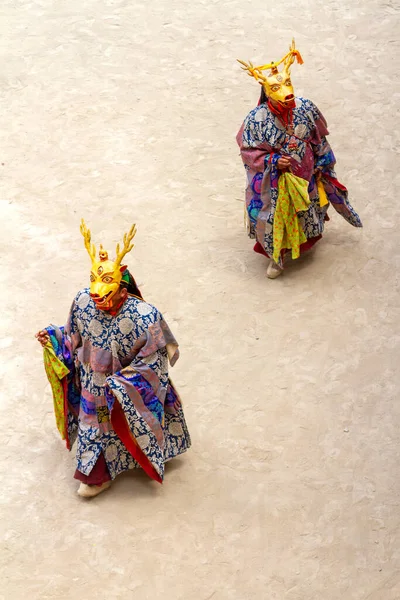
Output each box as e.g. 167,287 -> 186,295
1,0 -> 399,598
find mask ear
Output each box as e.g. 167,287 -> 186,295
120,265 -> 127,273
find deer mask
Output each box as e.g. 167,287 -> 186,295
238,39 -> 303,107
80,219 -> 137,311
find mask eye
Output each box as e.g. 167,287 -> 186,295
90,273 -> 95,282
102,276 -> 113,283
270,84 -> 280,92
285,80 -> 292,86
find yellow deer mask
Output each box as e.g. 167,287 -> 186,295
80,220 -> 137,311
238,39 -> 303,107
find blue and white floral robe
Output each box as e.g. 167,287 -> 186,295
237,97 -> 362,264
45,289 -> 191,483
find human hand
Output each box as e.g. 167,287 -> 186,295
277,156 -> 291,170
35,330 -> 50,347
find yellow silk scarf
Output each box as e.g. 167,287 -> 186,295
273,172 -> 311,263
43,342 -> 70,440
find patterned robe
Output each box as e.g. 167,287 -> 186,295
45,289 -> 191,483
236,97 -> 362,264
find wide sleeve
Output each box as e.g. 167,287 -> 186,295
43,297 -> 82,449
65,295 -> 83,354
306,100 -> 362,228
136,314 -> 179,366
237,108 -> 281,239
305,101 -> 336,171
104,310 -> 182,483
236,115 -> 279,173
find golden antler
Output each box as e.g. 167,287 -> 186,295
283,39 -> 303,70
115,224 -> 137,267
239,39 -> 303,78
80,219 -> 96,262
237,59 -> 267,84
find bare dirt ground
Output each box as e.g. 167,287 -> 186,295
1,1 -> 399,599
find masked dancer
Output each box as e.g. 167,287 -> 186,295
36,221 -> 191,498
237,40 -> 362,278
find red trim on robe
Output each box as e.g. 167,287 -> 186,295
323,173 -> 347,192
110,399 -> 163,484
